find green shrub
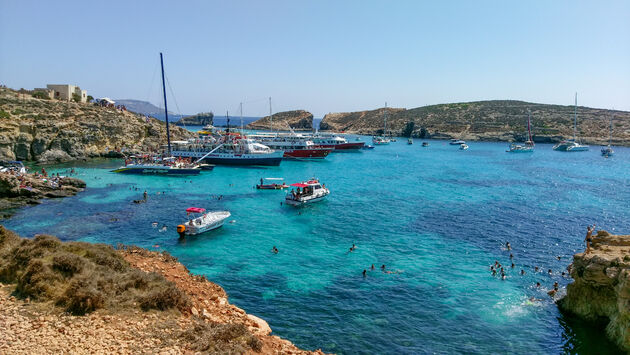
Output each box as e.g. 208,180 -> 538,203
0,110 -> 9,119
32,91 -> 50,100
11,108 -> 26,115
179,321 -> 262,353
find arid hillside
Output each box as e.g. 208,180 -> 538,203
247,110 -> 313,131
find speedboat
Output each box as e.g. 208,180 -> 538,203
285,179 -> 329,206
177,207 -> 231,237
407,138 -> 413,145
450,139 -> 466,145
257,177 -> 289,190
421,142 -> 429,147
459,143 -> 469,150
362,145 -> 375,150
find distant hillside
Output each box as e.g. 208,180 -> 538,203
0,88 -> 194,162
114,99 -> 182,121
246,110 -> 313,131
176,112 -> 213,127
320,100 -> 630,145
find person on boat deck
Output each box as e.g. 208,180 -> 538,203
260,178 -> 263,186
189,219 -> 194,226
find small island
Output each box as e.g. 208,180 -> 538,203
175,112 -> 214,127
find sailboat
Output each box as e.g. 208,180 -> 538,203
601,114 -> 614,157
507,109 -> 535,153
372,103 -> 391,145
553,93 -> 589,152
112,53 -> 201,175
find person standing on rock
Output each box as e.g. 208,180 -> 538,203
585,225 -> 595,254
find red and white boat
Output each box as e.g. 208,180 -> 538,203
305,133 -> 365,151
285,179 -> 330,206
249,133 -> 333,159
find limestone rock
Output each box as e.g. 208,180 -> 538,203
247,110 -> 314,131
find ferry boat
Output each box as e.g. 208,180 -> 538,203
285,179 -> 330,206
169,134 -> 284,166
553,93 -> 589,152
248,133 -> 333,159
257,177 -> 289,190
177,207 -> 230,237
307,133 -> 365,150
112,156 -> 201,175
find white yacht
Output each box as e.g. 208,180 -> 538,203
177,207 -> 231,237
507,110 -> 534,153
285,179 -> 330,206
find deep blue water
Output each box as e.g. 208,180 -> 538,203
5,139 -> 628,354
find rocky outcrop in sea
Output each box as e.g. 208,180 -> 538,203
558,230 -> 630,351
175,112 -> 214,127
247,110 -> 314,131
0,88 -> 194,163
319,100 -> 630,144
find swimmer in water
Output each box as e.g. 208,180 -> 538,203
548,269 -> 553,276
371,264 -> 375,270
534,266 -> 539,272
272,246 -> 279,254
520,269 -> 525,275
511,263 -> 515,268
492,269 -> 497,276
536,282 -> 541,288
381,264 -> 385,271
159,225 -> 167,232
509,253 -> 513,259
506,242 -> 511,250
556,256 -> 562,260
143,190 -> 148,200
362,269 -> 367,277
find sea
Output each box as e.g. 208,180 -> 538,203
4,137 -> 628,354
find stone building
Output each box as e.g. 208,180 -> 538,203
43,84 -> 88,103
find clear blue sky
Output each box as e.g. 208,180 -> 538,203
1,0 -> 629,117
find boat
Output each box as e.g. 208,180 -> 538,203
372,102 -> 391,145
285,179 -> 330,206
459,143 -> 469,150
0,160 -> 27,174
507,110 -> 535,153
257,177 -> 289,190
553,93 -> 589,152
177,207 -> 231,237
112,156 -> 201,175
307,133 -> 365,150
601,114 -> 614,157
407,138 -> 413,145
362,144 -> 375,150
249,133 -> 333,159
449,139 -> 466,145
170,136 -> 283,166
113,53 -> 201,176
421,142 -> 429,147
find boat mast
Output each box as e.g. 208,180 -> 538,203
226,111 -> 230,134
240,102 -> 243,131
269,97 -> 273,132
609,114 -> 613,146
384,102 -> 388,136
573,92 -> 577,141
160,52 -> 171,155
527,109 -> 533,144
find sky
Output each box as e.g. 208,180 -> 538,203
1,0 -> 629,117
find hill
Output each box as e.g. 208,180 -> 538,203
175,112 -> 214,127
114,99 -> 183,122
320,100 -> 630,145
246,110 -> 313,131
0,88 -> 194,162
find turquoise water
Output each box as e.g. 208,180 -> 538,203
5,139 -> 629,354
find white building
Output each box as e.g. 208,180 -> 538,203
45,84 -> 88,103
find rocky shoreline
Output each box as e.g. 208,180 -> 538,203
0,227 -> 324,354
0,170 -> 85,218
558,230 -> 630,351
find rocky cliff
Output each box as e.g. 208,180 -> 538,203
175,112 -> 214,127
558,231 -> 630,351
247,110 -> 313,131
320,100 -> 630,144
0,88 -> 194,163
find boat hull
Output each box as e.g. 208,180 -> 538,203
317,142 -> 365,150
111,166 -> 201,175
285,194 -> 328,206
283,148 -> 332,159
171,150 -> 283,166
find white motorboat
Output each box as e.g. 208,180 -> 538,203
553,93 -> 589,152
177,207 -> 231,237
372,136 -> 391,145
450,139 -> 466,145
459,143 -> 469,150
285,179 -> 329,206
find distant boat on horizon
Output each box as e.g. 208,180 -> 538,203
507,109 -> 534,153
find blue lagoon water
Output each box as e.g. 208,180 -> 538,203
5,140 -> 629,354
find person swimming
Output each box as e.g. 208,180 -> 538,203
511,263 -> 515,268
362,269 -> 367,277
548,269 -> 553,276
272,246 -> 279,254
506,242 -> 511,251
381,264 -> 385,270
371,264 -> 375,270
492,269 -> 497,276
159,225 -> 167,232
520,269 -> 525,275
536,282 -> 541,288
534,266 -> 539,272
509,253 -> 514,259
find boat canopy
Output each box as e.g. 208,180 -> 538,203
290,183 -> 309,188
186,207 -> 206,213
264,177 -> 284,181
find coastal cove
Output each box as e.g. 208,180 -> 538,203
4,139 -> 628,353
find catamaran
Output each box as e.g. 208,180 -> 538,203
553,93 -> 589,152
372,103 -> 391,145
507,109 -> 535,153
285,179 -> 330,206
601,115 -> 614,157
112,53 -> 201,176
